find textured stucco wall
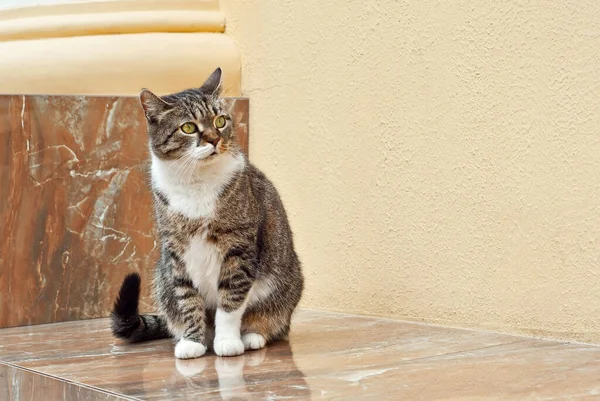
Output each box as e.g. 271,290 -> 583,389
222,1 -> 600,342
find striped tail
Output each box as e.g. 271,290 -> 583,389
111,273 -> 171,342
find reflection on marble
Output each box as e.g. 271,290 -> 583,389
0,95 -> 249,329
0,363 -> 122,400
1,310 -> 600,400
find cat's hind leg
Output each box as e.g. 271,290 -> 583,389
241,308 -> 293,350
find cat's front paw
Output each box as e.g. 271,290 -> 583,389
214,337 -> 245,357
175,339 -> 207,359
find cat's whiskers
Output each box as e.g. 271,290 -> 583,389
167,154 -> 193,185
166,154 -> 190,176
181,156 -> 198,183
171,154 -> 190,178
182,150 -> 208,184
182,155 -> 201,184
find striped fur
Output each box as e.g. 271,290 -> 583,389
111,68 -> 304,358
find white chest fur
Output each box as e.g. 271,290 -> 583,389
151,153 -> 246,307
183,233 -> 274,309
151,152 -> 273,308
184,230 -> 221,308
151,152 -> 245,220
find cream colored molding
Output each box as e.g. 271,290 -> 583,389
0,0 -> 241,96
0,0 -> 223,41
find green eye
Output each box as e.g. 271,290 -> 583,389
180,122 -> 197,134
214,115 -> 226,129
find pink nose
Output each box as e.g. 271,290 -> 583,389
206,136 -> 219,146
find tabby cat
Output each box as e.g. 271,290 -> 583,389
111,68 -> 304,359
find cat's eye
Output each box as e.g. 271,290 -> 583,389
180,122 -> 198,134
214,115 -> 226,129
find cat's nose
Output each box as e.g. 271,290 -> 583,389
200,131 -> 220,147
206,136 -> 220,146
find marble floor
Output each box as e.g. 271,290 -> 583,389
1,310 -> 599,400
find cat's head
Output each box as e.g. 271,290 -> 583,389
139,68 -> 238,163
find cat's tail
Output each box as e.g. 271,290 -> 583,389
111,273 -> 171,342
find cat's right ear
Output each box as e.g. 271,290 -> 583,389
139,89 -> 170,120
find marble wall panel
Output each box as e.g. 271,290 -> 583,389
0,95 -> 249,328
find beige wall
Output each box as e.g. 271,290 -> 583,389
222,1 -> 600,343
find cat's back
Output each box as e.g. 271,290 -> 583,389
242,163 -> 299,264
243,162 -> 289,213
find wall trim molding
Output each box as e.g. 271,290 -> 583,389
0,0 -> 223,41
0,0 -> 241,96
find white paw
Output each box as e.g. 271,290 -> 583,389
214,337 -> 245,357
174,339 -> 207,359
241,333 -> 266,350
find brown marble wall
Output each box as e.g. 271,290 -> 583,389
0,95 -> 249,328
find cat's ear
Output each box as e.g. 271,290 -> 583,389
200,67 -> 222,95
139,89 -> 170,119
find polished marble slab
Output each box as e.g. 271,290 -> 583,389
1,310 -> 599,400
0,95 -> 248,329
0,363 -> 126,400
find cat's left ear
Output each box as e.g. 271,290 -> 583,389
200,67 -> 222,95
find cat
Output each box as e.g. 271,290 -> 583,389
110,68 -> 304,359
